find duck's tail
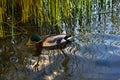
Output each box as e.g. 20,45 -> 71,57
64,35 -> 73,41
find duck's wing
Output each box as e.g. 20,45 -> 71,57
42,34 -> 73,47
44,34 -> 66,43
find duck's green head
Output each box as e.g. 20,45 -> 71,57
31,34 -> 41,42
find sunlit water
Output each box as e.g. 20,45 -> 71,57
0,2 -> 120,80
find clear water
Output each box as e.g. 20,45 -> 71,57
0,1 -> 120,80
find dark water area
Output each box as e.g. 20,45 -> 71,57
0,2 -> 120,80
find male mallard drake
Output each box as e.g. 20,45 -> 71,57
31,32 -> 73,56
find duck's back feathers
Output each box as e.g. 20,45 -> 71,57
42,34 -> 72,47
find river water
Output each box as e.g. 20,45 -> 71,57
0,1 -> 120,80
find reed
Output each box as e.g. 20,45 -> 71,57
0,0 -> 6,38
11,0 -> 14,39
0,7 -> 4,38
21,0 -> 30,23
0,0 -> 113,38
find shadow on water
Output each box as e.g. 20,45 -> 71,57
0,33 -> 120,80
0,23 -> 120,80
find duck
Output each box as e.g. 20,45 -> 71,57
30,31 -> 73,56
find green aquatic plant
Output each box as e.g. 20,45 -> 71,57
0,0 -> 6,38
0,8 -> 4,38
0,0 -> 114,38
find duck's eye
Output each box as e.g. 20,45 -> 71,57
56,39 -> 61,44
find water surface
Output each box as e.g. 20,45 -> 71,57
0,1 -> 120,80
